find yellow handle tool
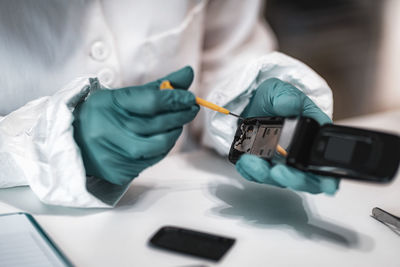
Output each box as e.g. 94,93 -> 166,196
276,144 -> 288,157
160,80 -> 241,119
160,80 -> 287,156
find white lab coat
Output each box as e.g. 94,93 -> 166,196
0,0 -> 332,207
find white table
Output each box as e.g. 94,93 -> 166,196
1,110 -> 399,267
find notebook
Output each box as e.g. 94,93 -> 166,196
0,212 -> 72,267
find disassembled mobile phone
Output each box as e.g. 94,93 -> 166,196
229,116 -> 400,182
149,226 -> 235,261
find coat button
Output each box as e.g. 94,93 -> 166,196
98,68 -> 115,85
90,41 -> 109,61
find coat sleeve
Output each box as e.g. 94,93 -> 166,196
0,77 -> 128,207
200,0 -> 333,155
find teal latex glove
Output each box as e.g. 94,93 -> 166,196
236,78 -> 339,195
73,66 -> 199,185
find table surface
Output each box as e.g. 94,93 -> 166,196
1,110 -> 399,267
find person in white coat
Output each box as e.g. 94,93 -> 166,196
0,0 -> 339,208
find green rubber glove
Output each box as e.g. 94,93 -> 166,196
73,66 -> 199,185
236,78 -> 340,195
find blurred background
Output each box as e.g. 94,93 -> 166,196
264,0 -> 400,120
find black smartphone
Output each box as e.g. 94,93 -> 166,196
229,116 -> 400,182
149,226 -> 235,261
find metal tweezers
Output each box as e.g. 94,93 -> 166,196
372,207 -> 400,236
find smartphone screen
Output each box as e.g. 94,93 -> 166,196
149,226 -> 235,261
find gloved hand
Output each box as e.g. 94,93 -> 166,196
73,66 -> 199,185
236,78 -> 340,195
